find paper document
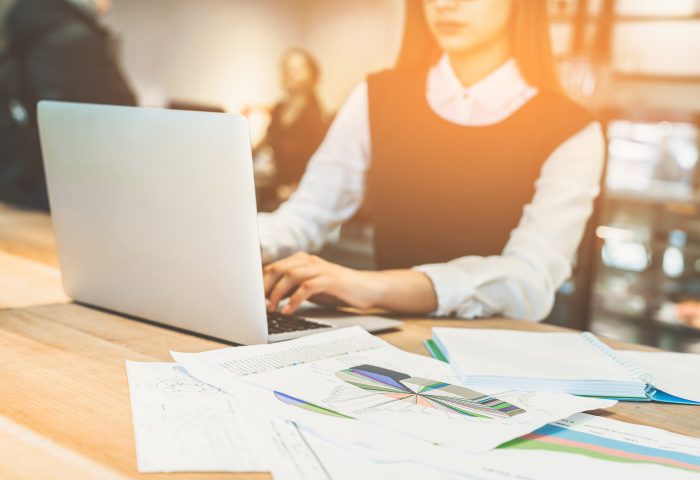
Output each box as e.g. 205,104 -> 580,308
126,361 -> 342,477
125,361 -> 699,479
168,358 -> 700,480
617,350 -> 700,403
476,413 -> 700,479
172,327 -> 615,453
432,328 -> 635,382
292,410 -> 700,480
125,361 -> 268,472
248,410 -> 332,480
431,328 -> 700,403
183,363 -> 497,477
237,384 -> 700,480
126,361 -> 474,479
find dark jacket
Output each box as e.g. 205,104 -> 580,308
267,96 -> 327,185
7,0 -> 135,107
0,0 -> 135,210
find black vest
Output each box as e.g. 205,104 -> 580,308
366,69 -> 593,269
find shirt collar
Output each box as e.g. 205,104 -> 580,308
428,54 -> 533,112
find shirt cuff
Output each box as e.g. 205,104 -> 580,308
257,212 -> 292,264
412,263 -> 478,317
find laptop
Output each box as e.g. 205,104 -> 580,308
38,101 -> 401,344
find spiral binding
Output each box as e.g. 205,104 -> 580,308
581,331 -> 653,385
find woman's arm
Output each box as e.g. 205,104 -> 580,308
258,83 -> 371,263
263,252 -> 438,314
413,121 -> 606,321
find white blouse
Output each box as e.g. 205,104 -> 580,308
258,56 -> 606,322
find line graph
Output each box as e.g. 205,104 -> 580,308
335,364 -> 525,419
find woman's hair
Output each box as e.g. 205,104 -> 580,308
282,48 -> 321,87
395,0 -> 561,93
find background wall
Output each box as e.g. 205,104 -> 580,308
105,0 -> 404,113
298,0 -> 404,110
106,0 -> 302,111
105,0 -> 700,115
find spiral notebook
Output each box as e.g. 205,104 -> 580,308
430,328 -> 700,404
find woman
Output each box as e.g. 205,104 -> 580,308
263,48 -> 327,202
259,0 -> 605,321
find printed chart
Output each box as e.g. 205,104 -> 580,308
500,422 -> 700,474
334,364 -> 525,418
173,327 -> 615,454
271,389 -> 700,479
274,391 -> 352,419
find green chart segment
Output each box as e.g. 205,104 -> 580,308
500,424 -> 700,474
335,364 -> 525,419
274,391 -> 353,419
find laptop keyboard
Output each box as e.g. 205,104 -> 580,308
267,311 -> 331,334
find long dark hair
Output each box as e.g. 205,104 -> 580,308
395,0 -> 562,93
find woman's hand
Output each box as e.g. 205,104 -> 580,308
263,252 -> 439,315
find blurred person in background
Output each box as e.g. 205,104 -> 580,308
0,0 -> 135,210
258,48 -> 327,205
260,0 -> 605,322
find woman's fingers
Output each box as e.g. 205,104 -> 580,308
283,277 -> 330,314
267,264 -> 320,311
263,264 -> 286,297
263,252 -> 313,296
263,253 -> 379,315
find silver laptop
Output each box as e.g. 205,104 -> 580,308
38,101 -> 400,344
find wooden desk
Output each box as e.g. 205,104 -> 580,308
0,251 -> 69,310
0,203 -> 58,267
0,203 -> 68,309
0,203 -> 698,479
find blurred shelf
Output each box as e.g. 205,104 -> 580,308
612,73 -> 700,84
551,14 -> 700,23
604,189 -> 700,206
551,65 -> 700,87
593,307 -> 700,338
597,265 -> 700,288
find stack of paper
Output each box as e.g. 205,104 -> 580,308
171,326 -> 615,453
431,328 -> 700,403
124,327 -> 700,479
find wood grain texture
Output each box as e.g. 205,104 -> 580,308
0,203 -> 58,267
0,251 -> 69,309
0,416 -> 131,480
0,203 -> 698,479
0,305 -> 267,480
2,303 -> 699,480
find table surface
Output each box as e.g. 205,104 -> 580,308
0,202 -> 698,480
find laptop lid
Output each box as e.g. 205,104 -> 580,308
38,101 -> 269,345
